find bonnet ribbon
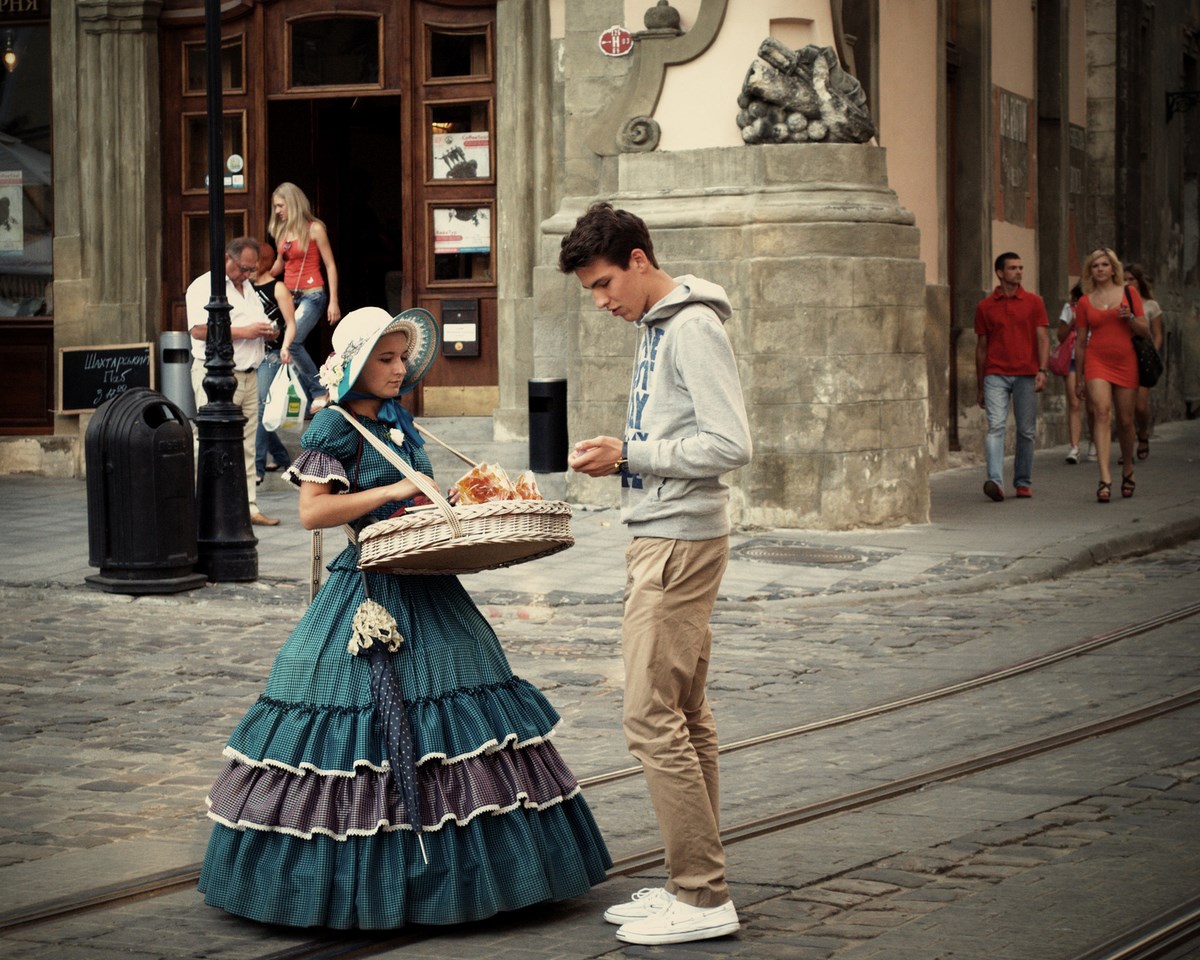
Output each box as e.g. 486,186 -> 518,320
342,392 -> 424,449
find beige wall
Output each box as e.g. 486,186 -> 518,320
991,0 -> 1037,98
988,0 -> 1039,293
877,0 -> 940,285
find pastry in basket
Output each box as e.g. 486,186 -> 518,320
513,470 -> 543,500
452,462 -> 516,503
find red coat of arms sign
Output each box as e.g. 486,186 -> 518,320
599,25 -> 633,57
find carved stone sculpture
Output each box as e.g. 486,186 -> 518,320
737,38 -> 875,144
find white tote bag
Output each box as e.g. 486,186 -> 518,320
262,364 -> 307,432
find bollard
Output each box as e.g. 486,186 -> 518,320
528,378 -> 568,472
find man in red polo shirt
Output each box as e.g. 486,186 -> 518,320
974,252 -> 1050,501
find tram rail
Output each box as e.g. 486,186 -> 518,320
1,602 -> 1197,953
1068,895 -> 1200,960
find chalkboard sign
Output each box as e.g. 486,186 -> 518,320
58,342 -> 156,414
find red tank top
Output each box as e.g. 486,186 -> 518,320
281,235 -> 324,290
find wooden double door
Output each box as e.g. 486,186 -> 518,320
160,0 -> 499,415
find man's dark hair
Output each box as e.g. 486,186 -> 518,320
227,235 -> 260,260
558,202 -> 659,273
994,251 -> 1021,272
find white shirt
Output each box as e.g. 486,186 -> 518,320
186,271 -> 267,370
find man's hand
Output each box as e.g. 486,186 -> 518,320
568,435 -> 623,477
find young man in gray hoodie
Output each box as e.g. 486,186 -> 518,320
561,202 -> 752,946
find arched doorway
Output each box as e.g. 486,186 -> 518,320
159,0 -> 499,415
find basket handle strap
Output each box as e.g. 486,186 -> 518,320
331,405 -> 464,539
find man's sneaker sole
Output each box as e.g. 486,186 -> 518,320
616,916 -> 740,945
983,480 -> 1004,502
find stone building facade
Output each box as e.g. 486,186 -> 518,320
2,0 -> 1196,531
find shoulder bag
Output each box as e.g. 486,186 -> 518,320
1048,326 -> 1075,377
1125,285 -> 1163,387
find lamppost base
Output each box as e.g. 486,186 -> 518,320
194,400 -> 259,582
193,538 -> 259,582
86,569 -> 209,594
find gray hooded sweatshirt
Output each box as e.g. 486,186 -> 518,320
621,275 -> 752,540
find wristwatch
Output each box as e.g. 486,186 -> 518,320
613,458 -> 628,475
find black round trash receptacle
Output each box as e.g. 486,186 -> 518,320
528,378 -> 568,472
85,387 -> 207,594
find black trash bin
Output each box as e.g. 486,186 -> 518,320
85,387 -> 207,594
528,377 -> 568,472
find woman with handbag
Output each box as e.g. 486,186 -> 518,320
269,182 -> 341,413
1123,264 -> 1165,461
1052,284 -> 1087,464
198,307 -> 611,930
1073,248 -> 1151,502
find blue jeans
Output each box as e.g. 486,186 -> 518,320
290,288 -> 330,408
256,350 -> 293,477
983,374 -> 1037,488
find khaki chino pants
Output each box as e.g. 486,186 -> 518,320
622,535 -> 730,908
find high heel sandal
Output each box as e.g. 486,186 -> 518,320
1136,436 -> 1150,460
1121,473 -> 1136,498
1096,480 -> 1111,503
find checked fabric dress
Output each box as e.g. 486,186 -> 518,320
198,410 -> 611,929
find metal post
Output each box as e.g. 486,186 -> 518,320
193,0 -> 258,581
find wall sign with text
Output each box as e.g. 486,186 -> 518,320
58,343 -> 155,414
994,87 -> 1035,228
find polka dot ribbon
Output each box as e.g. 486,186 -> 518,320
365,646 -> 428,864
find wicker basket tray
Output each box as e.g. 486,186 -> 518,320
357,499 -> 574,575
329,406 -> 573,576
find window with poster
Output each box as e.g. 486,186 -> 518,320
0,9 -> 54,433
0,20 -> 51,316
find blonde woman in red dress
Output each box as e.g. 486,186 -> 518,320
1073,248 -> 1151,502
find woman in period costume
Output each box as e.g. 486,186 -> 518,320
199,307 -> 611,929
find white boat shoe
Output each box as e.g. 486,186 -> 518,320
603,886 -> 675,924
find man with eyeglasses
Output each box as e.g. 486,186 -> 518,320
187,235 -> 281,526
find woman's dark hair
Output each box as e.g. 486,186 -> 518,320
559,202 -> 659,273
1125,262 -> 1154,300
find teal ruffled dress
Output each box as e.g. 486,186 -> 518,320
198,409 -> 611,929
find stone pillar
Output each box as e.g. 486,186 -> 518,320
493,0 -> 553,441
53,0 -> 163,361
1037,0 -> 1070,310
538,144 -> 929,530
1084,1 -> 1117,255
949,0 -> 991,455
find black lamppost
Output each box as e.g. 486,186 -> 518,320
194,0 -> 258,580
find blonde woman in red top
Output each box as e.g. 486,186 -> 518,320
269,182 -> 341,412
1073,248 -> 1150,502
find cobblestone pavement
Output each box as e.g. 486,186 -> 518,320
1,540 -> 1198,958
